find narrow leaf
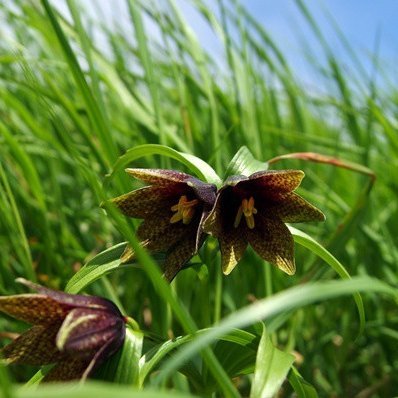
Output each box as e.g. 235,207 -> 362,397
289,226 -> 365,334
250,325 -> 294,398
224,146 -> 268,178
65,243 -> 127,294
98,327 -> 143,385
114,328 -> 143,385
156,277 -> 397,383
0,363 -> 13,398
288,367 -> 319,398
15,382 -> 196,398
140,328 -> 258,385
105,144 -> 221,187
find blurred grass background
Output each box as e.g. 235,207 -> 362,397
0,0 -> 397,396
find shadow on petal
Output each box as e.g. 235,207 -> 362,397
270,193 -> 326,223
163,232 -> 198,282
247,216 -> 295,275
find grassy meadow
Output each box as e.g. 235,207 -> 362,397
0,0 -> 398,397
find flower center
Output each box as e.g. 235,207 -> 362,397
233,196 -> 257,229
170,195 -> 199,225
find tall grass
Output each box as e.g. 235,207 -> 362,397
0,0 -> 397,396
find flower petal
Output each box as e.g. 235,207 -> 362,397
270,192 -> 326,223
136,207 -> 181,241
44,356 -> 92,382
16,279 -> 122,316
146,224 -> 193,254
126,168 -> 193,186
112,185 -> 183,218
1,325 -> 61,365
47,330 -> 124,382
162,232 -> 198,281
120,245 -> 136,263
219,229 -> 248,275
0,293 -> 68,324
56,308 -> 124,354
240,170 -> 305,193
186,178 -> 217,206
247,216 -> 295,275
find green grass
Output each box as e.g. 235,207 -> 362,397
1,0 -> 398,397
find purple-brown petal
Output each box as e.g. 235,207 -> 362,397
135,202 -> 201,253
112,185 -> 183,219
247,215 -> 295,275
141,222 -> 194,255
16,279 -> 122,316
80,329 -> 126,380
136,207 -> 171,235
44,356 -> 92,382
56,308 -> 124,354
186,177 -> 217,206
162,232 -> 198,282
1,324 -> 61,365
126,168 -> 193,186
0,293 -> 68,324
219,228 -> 248,275
240,170 -> 305,193
270,192 -> 326,223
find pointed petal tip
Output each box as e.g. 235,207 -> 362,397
278,259 -> 296,275
312,208 -> 326,222
120,246 -> 136,263
284,266 -> 296,276
125,167 -> 140,174
222,267 -> 233,276
15,277 -> 28,285
222,260 -> 238,275
15,278 -> 37,290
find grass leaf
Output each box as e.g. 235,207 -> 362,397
250,325 -> 294,398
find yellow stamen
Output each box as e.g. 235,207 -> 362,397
170,195 -> 199,225
233,196 -> 257,229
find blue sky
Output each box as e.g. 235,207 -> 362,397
55,0 -> 397,85
173,0 -> 397,86
245,1 -> 397,56
244,1 -> 397,72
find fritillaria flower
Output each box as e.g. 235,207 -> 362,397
111,169 -> 217,281
203,170 -> 325,275
0,279 -> 126,382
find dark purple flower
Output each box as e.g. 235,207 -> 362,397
203,170 -> 325,275
111,168 -> 217,281
0,279 -> 126,382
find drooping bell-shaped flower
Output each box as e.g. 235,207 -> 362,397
203,170 -> 325,275
0,279 -> 126,382
111,168 -> 217,281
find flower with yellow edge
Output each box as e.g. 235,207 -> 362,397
0,279 -> 126,381
203,170 -> 325,275
111,169 -> 217,281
